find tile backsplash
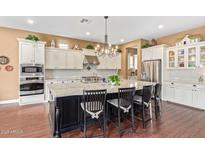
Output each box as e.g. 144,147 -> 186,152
165,68 -> 205,82
45,64 -> 118,79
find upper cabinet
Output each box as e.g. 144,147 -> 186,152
18,38 -> 46,64
97,54 -> 121,69
167,35 -> 205,69
45,48 -> 84,69
176,48 -> 185,68
45,47 -> 121,70
168,49 -> 176,68
187,46 -> 197,68
199,45 -> 205,68
167,42 -> 205,69
142,45 -> 168,61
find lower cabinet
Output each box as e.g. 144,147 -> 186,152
60,96 -> 80,131
162,82 -> 205,110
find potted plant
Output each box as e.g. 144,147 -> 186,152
86,44 -> 95,50
25,35 -> 40,41
141,43 -> 152,49
108,74 -> 120,86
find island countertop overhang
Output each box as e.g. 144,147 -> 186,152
48,80 -> 156,98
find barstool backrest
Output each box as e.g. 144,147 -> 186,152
82,89 -> 107,113
118,87 -> 135,108
142,85 -> 153,104
154,83 -> 161,98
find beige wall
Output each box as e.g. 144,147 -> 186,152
0,27 -> 102,100
157,25 -> 205,46
1,25 -> 205,100
120,39 -> 148,79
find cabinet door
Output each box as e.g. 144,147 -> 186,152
174,86 -> 192,106
109,54 -> 121,69
46,50 -> 66,69
142,48 -> 152,61
163,84 -> 175,102
98,56 -> 109,69
167,50 -> 175,68
20,42 -> 35,64
174,86 -> 184,104
187,47 -> 197,68
74,52 -> 84,69
177,48 -> 186,68
196,89 -> 205,109
66,52 -> 75,69
199,45 -> 205,68
35,43 -> 45,64
152,48 -> 162,60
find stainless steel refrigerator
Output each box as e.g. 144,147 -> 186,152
141,60 -> 161,83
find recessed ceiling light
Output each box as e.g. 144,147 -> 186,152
158,24 -> 164,29
27,19 -> 34,25
120,39 -> 124,43
86,32 -> 90,36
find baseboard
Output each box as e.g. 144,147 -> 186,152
0,99 -> 19,105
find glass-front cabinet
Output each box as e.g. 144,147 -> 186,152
199,46 -> 205,68
167,42 -> 205,69
168,50 -> 175,68
177,49 -> 185,68
187,47 -> 197,68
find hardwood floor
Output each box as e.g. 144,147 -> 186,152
0,102 -> 205,138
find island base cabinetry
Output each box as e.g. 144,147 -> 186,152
162,82 -> 205,110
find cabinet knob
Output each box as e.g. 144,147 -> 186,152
193,85 -> 197,87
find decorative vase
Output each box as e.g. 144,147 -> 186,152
51,40 -> 56,48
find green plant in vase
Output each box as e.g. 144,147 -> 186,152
108,75 -> 120,86
86,44 -> 95,50
25,35 -> 39,41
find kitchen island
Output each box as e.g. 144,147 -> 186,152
48,80 -> 155,137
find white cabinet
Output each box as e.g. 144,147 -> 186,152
35,43 -> 45,64
167,41 -> 205,69
142,45 -> 167,61
163,83 -> 175,102
66,51 -> 84,69
97,54 -> 121,69
20,42 -> 35,63
163,82 -> 205,109
46,50 -> 66,69
18,39 -> 46,64
45,48 -> 84,69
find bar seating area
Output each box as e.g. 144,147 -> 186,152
77,84 -> 161,138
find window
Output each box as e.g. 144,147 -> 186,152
59,43 -> 69,49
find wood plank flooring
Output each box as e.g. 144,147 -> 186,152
0,102 -> 205,138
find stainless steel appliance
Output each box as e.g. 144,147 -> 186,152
81,76 -> 101,83
20,64 -> 44,76
141,60 -> 161,83
20,77 -> 44,96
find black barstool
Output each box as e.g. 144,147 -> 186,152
81,89 -> 107,138
153,83 -> 162,119
107,87 -> 135,136
134,85 -> 153,128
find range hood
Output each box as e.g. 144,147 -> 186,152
83,55 -> 100,65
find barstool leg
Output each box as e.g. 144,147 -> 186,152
103,109 -> 106,138
149,103 -> 153,119
131,104 -> 135,132
118,108 -> 121,137
84,112 -> 87,138
142,106 -> 145,129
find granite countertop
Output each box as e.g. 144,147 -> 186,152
48,80 -> 156,98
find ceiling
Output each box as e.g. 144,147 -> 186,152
1,16 -> 205,44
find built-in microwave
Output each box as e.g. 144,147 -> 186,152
20,64 -> 44,76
